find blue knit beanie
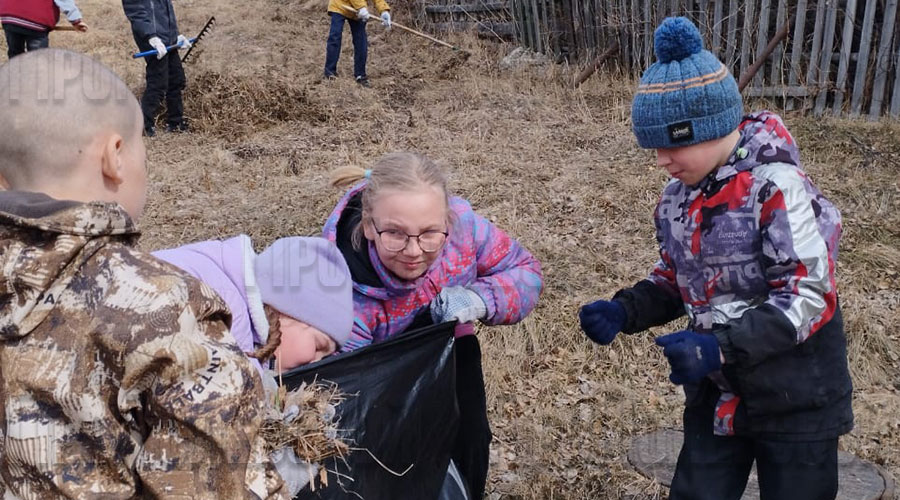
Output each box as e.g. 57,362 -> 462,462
631,17 -> 743,149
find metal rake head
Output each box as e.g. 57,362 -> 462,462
181,16 -> 216,63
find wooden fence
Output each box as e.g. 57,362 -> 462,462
419,0 -> 516,39
421,0 -> 900,119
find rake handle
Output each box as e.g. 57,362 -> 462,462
338,3 -> 468,55
389,20 -> 460,52
132,38 -> 196,59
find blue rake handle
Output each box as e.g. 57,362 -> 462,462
132,37 -> 197,59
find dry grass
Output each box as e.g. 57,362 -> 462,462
261,382 -> 350,464
8,0 -> 900,497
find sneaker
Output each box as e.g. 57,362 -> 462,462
165,121 -> 189,133
323,73 -> 337,81
355,76 -> 370,88
144,125 -> 156,137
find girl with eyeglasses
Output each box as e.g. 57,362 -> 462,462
324,152 -> 543,499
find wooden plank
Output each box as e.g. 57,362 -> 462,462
753,0 -> 771,88
531,0 -> 542,53
785,0 -> 807,110
630,0 -> 640,74
586,0 -> 596,56
561,0 -> 577,60
892,32 -> 900,118
831,0 -> 858,114
696,0 -> 709,51
725,0 -> 738,67
739,0 -> 756,79
813,0 -> 840,116
745,85 -> 811,97
539,0 -> 550,56
768,0 -> 787,85
806,0 -> 827,88
643,0 -> 652,68
848,0 -> 877,116
712,0 -> 724,57
570,0 -> 582,59
424,2 -> 506,14
868,0 -> 897,119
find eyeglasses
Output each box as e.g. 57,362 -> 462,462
370,219 -> 448,253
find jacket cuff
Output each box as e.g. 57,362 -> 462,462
65,8 -> 82,22
713,328 -> 738,365
609,293 -> 636,334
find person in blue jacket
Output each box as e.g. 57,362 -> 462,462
580,18 -> 853,500
123,0 -> 192,136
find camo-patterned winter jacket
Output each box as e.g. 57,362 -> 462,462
614,111 -> 853,440
0,192 -> 285,499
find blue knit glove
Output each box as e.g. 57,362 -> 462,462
579,299 -> 626,345
430,286 -> 488,325
654,330 -> 721,385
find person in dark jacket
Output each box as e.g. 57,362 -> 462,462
0,0 -> 87,59
122,0 -> 191,136
579,18 -> 852,500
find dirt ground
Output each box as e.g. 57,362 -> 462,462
7,0 -> 899,497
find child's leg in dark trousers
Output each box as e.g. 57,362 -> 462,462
3,29 -> 49,59
164,54 -> 186,127
669,404 -> 755,500
141,54 -> 170,131
347,18 -> 368,79
324,13 -> 345,77
452,335 -> 492,499
754,438 -> 838,500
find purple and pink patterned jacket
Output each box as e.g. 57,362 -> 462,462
323,182 -> 544,352
614,111 -> 853,439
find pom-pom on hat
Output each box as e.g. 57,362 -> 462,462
254,237 -> 353,347
631,17 -> 743,149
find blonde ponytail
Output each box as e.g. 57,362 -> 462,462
331,165 -> 368,189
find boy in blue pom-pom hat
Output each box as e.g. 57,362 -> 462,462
579,17 -> 852,500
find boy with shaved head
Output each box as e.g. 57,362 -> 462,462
0,49 -> 286,499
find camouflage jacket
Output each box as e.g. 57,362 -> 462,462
0,191 -> 286,499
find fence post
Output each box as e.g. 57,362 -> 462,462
786,0 -> 808,111
849,0 -> 877,117
868,0 -> 898,119
831,0 -> 858,115
813,0 -> 839,116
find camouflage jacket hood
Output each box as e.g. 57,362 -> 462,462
0,191 -> 138,340
0,192 -> 285,499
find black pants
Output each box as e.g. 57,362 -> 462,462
670,403 -> 839,500
452,335 -> 492,500
141,51 -> 186,130
3,28 -> 48,59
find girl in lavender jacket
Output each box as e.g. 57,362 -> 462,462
324,152 -> 544,499
153,235 -> 354,375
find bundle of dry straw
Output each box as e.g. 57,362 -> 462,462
261,381 -> 351,464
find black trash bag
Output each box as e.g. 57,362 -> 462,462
282,321 -> 459,500
438,460 -> 471,500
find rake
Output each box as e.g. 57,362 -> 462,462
131,16 -> 216,62
338,4 -> 470,57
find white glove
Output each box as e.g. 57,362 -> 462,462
430,286 -> 488,325
148,36 -> 167,59
177,34 -> 192,50
381,11 -> 391,29
270,447 -> 317,497
357,7 -> 370,21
